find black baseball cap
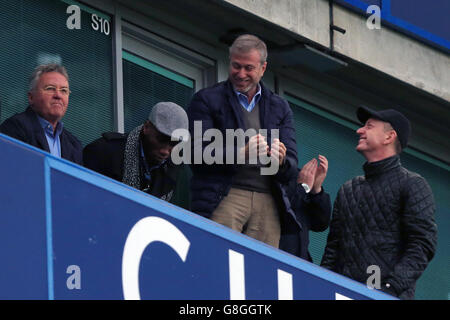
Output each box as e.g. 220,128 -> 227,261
357,106 -> 411,150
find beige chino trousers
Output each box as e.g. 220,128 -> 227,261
211,187 -> 280,248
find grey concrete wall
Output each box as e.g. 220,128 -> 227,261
223,0 -> 330,48
333,5 -> 450,102
223,0 -> 450,102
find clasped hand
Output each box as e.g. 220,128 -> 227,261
238,134 -> 286,165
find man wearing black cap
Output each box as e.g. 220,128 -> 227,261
83,102 -> 189,207
321,106 -> 437,299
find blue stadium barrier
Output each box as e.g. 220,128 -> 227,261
0,133 -> 395,300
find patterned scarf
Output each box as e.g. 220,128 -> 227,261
122,124 -> 143,189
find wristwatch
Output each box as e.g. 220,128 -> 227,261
301,183 -> 311,194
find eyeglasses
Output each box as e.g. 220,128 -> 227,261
41,85 -> 71,96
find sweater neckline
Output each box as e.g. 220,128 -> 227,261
363,155 -> 401,178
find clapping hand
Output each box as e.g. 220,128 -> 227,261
239,134 -> 269,164
313,155 -> 328,194
269,138 -> 287,165
297,155 -> 328,194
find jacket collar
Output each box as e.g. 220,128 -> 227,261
25,106 -> 51,152
363,155 -> 401,178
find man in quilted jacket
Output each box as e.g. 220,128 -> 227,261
321,106 -> 437,299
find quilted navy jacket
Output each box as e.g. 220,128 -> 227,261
187,80 -> 298,219
321,155 -> 437,299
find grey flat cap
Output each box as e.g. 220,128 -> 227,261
148,102 -> 189,141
